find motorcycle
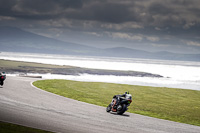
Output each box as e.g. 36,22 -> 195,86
106,94 -> 132,115
0,72 -> 6,86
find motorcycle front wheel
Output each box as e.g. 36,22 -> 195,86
106,104 -> 112,112
117,104 -> 127,115
0,81 -> 3,86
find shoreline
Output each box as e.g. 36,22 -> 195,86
0,59 -> 163,78
1,58 -> 200,90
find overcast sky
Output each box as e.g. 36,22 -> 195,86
0,0 -> 200,54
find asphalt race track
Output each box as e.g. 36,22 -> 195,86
0,76 -> 200,133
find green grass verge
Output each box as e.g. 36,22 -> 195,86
0,121 -> 52,133
33,79 -> 200,126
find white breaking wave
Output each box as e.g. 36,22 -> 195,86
1,52 -> 200,90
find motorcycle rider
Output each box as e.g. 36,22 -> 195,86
0,72 -> 6,86
113,91 -> 130,107
106,91 -> 132,114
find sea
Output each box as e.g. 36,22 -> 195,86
0,52 -> 200,91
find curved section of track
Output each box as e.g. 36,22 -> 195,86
0,76 -> 199,133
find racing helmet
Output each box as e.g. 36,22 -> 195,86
125,91 -> 129,94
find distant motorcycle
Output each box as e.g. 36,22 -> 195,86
0,72 -> 6,86
106,92 -> 132,115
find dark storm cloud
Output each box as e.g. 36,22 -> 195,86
0,0 -> 16,16
0,0 -> 200,53
0,0 -> 136,23
68,2 -> 136,23
1,0 -> 200,27
148,3 -> 173,15
0,0 -> 84,20
146,0 -> 200,27
18,0 -> 83,12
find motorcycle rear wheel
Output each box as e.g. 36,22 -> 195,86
117,104 -> 127,115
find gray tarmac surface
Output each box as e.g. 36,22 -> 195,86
0,76 -> 200,133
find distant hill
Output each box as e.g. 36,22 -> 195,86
0,26 -> 200,61
102,47 -> 153,58
0,26 -> 99,55
103,47 -> 200,61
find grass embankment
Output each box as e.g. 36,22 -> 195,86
0,121 -> 52,133
33,79 -> 200,126
0,59 -> 73,74
0,59 -> 162,77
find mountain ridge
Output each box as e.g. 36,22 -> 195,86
0,26 -> 200,62
0,26 -> 99,55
